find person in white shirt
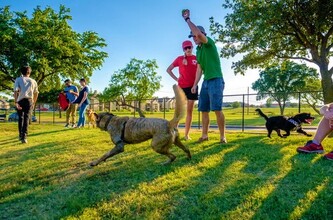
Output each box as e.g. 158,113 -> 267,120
13,66 -> 39,143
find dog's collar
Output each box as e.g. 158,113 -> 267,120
104,114 -> 114,131
288,118 -> 301,129
97,113 -> 114,131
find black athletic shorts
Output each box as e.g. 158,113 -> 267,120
181,86 -> 199,100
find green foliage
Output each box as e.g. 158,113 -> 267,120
101,58 -> 161,103
0,5 -> 108,93
231,101 -> 241,108
210,0 -> 333,103
252,61 -> 318,114
299,78 -> 323,114
38,88 -> 62,103
100,58 -> 161,117
266,98 -> 272,108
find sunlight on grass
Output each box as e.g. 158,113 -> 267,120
289,178 -> 328,219
0,123 -> 332,219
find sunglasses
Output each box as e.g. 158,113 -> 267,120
183,46 -> 192,50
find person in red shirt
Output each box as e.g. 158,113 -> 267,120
167,40 -> 198,140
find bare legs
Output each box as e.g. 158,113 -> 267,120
184,100 -> 195,139
201,110 -> 226,141
313,117 -> 332,144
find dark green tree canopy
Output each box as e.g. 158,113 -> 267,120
0,5 -> 108,92
100,58 -> 161,117
252,61 -> 318,114
210,0 -> 333,103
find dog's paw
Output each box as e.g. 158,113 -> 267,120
306,134 -> 313,137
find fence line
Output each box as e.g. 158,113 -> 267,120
4,90 -> 323,131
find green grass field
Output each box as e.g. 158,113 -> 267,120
0,123 -> 332,219
30,106 -> 322,127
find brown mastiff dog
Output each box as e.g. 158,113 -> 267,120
90,85 -> 191,166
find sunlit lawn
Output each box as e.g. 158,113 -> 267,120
1,123 -> 332,219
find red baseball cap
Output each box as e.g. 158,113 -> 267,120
182,40 -> 193,49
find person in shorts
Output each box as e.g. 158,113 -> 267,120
182,9 -> 226,143
167,40 -> 198,140
297,103 -> 333,160
13,66 -> 39,143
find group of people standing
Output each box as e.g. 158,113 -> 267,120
14,70 -> 90,143
167,9 -> 226,143
63,78 -> 90,128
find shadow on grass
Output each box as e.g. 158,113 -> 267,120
1,132 -> 332,219
0,136 -> 198,219
251,153 -> 333,219
166,136 -> 333,219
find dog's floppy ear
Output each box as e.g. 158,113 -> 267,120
94,113 -> 99,119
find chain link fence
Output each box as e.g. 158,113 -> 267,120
2,91 -> 323,131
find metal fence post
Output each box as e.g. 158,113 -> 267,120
242,94 -> 245,132
53,103 -> 55,124
163,98 -> 166,119
298,92 -> 301,113
39,103 -> 41,124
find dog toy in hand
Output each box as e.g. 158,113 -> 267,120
182,9 -> 190,21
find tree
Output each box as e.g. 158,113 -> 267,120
252,61 -> 317,115
0,5 -> 108,93
299,78 -> 323,114
231,101 -> 240,108
100,58 -> 161,117
210,0 -> 333,103
266,98 -> 272,108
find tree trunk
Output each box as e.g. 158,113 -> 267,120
319,64 -> 333,104
278,101 -> 285,115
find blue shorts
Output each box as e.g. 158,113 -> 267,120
198,77 -> 225,112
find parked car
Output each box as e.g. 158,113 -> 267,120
8,112 -> 37,122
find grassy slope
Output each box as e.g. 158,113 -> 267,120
0,123 -> 332,220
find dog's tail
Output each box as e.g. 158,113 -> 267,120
169,84 -> 186,129
255,108 -> 269,121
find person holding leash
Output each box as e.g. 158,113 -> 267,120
13,66 -> 39,143
182,9 -> 227,143
167,40 -> 198,140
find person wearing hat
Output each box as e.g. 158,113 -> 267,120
63,79 -> 78,128
14,65 -> 39,143
167,40 -> 198,140
182,9 -> 226,143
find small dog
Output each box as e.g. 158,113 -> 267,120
89,85 -> 191,166
256,109 -> 314,138
86,109 -> 96,128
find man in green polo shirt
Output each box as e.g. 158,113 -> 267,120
182,9 -> 226,143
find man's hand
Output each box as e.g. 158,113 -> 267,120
191,85 -> 197,94
182,9 -> 190,21
15,103 -> 22,110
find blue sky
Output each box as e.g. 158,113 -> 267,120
1,0 -> 260,99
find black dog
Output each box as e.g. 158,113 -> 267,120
255,109 -> 314,138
